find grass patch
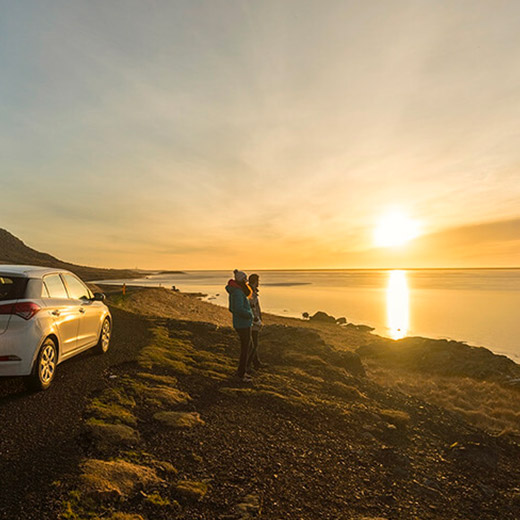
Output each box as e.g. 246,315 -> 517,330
322,381 -> 367,401
174,480 -> 209,501
153,411 -> 205,428
378,409 -> 411,427
146,385 -> 191,407
137,372 -> 178,386
80,459 -> 161,500
369,364 -> 520,436
144,492 -> 170,506
87,399 -> 137,427
86,419 -> 140,450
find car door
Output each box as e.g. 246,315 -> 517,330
61,273 -> 102,349
41,273 -> 82,355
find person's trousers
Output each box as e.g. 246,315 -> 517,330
247,330 -> 260,370
235,327 -> 252,377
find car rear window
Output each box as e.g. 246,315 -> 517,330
0,276 -> 28,301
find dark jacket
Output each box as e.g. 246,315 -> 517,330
225,280 -> 253,329
250,288 -> 262,331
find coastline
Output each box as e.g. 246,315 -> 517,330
94,274 -> 520,365
54,283 -> 520,519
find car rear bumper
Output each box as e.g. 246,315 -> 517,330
0,326 -> 41,377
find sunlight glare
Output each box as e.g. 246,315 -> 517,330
374,211 -> 420,247
387,270 -> 409,340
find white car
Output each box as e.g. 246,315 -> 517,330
0,265 -> 111,390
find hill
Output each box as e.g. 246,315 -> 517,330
0,228 -> 139,281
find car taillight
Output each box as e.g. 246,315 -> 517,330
0,303 -> 14,315
0,302 -> 41,320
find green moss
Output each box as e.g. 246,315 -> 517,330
147,385 -> 191,407
322,381 -> 367,401
137,372 -> 178,386
145,492 -> 170,506
102,387 -> 136,409
107,514 -> 145,520
86,418 -> 140,449
87,399 -> 137,427
80,459 -> 161,501
174,480 -> 208,501
379,408 -> 411,427
196,368 -> 230,381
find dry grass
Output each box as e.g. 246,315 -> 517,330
368,362 -> 520,436
86,419 -> 140,450
80,459 -> 161,500
87,399 -> 137,427
153,411 -> 205,428
174,480 -> 209,501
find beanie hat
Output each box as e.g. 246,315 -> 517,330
233,269 -> 248,283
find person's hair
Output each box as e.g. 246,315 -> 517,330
248,273 -> 259,285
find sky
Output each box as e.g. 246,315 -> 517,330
1,0 -> 520,269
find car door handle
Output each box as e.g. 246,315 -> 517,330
79,308 -> 86,314
51,310 -> 60,317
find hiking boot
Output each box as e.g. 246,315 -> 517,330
240,374 -> 253,383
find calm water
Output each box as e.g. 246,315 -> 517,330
97,269 -> 520,361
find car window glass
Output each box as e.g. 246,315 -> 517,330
0,276 -> 27,301
43,274 -> 68,299
62,274 -> 91,300
42,283 -> 50,298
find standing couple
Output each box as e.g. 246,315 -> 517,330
225,269 -> 266,383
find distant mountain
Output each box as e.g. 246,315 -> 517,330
0,228 -> 139,281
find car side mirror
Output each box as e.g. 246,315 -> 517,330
92,292 -> 106,302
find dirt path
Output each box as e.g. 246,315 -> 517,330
0,307 -> 150,520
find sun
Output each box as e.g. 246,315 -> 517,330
374,210 -> 420,248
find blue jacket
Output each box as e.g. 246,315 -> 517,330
226,281 -> 253,329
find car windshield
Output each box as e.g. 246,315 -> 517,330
0,275 -> 28,301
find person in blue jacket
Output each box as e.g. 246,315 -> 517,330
225,269 -> 254,382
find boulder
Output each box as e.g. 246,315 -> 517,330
309,311 -> 336,324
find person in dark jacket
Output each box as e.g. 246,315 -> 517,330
225,269 -> 254,382
247,273 -> 267,371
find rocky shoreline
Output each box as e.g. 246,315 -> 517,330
51,286 -> 520,520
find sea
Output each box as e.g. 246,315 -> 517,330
96,269 -> 520,361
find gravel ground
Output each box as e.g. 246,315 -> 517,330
0,307 -> 150,520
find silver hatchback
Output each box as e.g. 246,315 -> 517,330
0,265 -> 111,390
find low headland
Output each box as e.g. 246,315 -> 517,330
57,284 -> 520,520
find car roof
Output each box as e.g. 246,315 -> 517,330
0,265 -> 74,278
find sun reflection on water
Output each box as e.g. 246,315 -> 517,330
387,270 -> 409,340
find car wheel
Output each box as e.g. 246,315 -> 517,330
96,317 -> 111,354
26,337 -> 58,391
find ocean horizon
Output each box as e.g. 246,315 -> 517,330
96,268 -> 520,362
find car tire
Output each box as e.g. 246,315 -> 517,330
96,317 -> 111,354
26,337 -> 58,391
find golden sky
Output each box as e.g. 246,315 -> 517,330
1,1 -> 520,269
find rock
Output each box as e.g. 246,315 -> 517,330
336,317 -> 347,325
309,311 -> 336,324
346,323 -> 375,332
